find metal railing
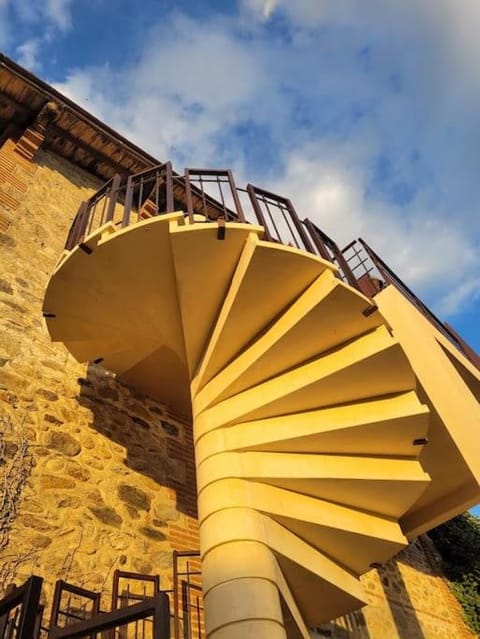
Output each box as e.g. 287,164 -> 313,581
184,169 -> 244,224
63,163 -> 479,370
0,572 -> 171,639
352,239 -> 480,369
0,577 -> 43,639
63,164 -> 368,282
64,165 -> 326,255
49,580 -> 100,636
111,571 -> 161,613
172,552 -> 203,639
302,219 -> 363,292
48,594 -> 170,639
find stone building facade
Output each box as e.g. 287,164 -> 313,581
0,137 -> 199,605
0,57 -> 475,638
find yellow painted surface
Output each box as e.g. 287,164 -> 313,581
170,223 -> 257,376
194,270 -> 384,411
204,577 -> 285,636
199,508 -> 367,624
197,451 -> 429,518
374,285 -> 480,537
194,326 -> 415,436
193,236 -> 336,391
44,216 -> 479,637
44,213 -> 190,414
195,391 -> 429,463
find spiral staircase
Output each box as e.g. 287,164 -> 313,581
43,167 -> 480,639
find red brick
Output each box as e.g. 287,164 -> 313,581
0,188 -> 19,210
15,128 -> 45,161
0,153 -> 15,173
2,140 -> 36,174
0,167 -> 28,193
0,212 -> 11,232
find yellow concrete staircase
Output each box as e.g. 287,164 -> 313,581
44,213 -> 431,638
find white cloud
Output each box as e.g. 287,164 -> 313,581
11,0 -> 73,31
241,0 -> 278,21
16,38 -> 42,71
1,0 -> 74,70
54,67 -> 112,120
439,276 -> 480,316
45,0 -> 73,31
241,0 -> 331,24
55,14 -> 269,166
270,140 -> 479,312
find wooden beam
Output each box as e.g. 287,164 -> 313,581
0,89 -> 32,118
46,123 -> 151,176
1,54 -> 162,169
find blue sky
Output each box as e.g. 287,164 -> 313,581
1,0 -> 479,508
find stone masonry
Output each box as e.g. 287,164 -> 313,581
0,140 -> 198,612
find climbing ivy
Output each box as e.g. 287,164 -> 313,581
429,512 -> 480,634
0,415 -> 34,590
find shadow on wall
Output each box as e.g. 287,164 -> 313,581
311,609 -> 370,638
319,541 -> 441,639
376,559 -> 426,639
77,362 -> 197,519
35,150 -> 104,191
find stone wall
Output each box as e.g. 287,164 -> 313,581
0,140 -> 198,613
0,136 -> 474,638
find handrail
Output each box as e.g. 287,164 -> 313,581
248,184 -> 314,252
303,218 -> 362,292
48,594 -> 170,639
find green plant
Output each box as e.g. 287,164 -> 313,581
0,414 -> 34,590
429,513 -> 480,633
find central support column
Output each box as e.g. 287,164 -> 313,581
200,511 -> 287,639
198,492 -> 288,638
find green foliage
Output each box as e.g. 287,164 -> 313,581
429,513 -> 480,633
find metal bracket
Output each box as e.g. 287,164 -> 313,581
362,304 -> 378,317
217,217 -> 226,240
413,438 -> 428,446
79,243 -> 93,255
